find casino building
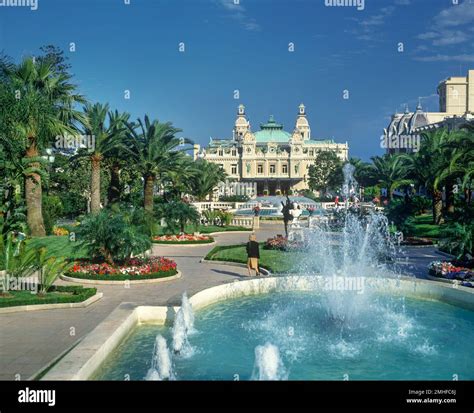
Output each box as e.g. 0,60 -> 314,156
193,104 -> 349,196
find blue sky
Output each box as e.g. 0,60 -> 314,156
1,0 -> 473,160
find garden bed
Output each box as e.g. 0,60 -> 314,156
0,285 -> 97,308
264,235 -> 308,251
155,225 -> 251,235
428,260 -> 474,288
152,234 -> 215,244
65,257 -> 178,281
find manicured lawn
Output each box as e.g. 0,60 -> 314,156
0,286 -> 97,308
155,225 -> 251,235
408,214 -> 445,239
205,243 -> 301,274
26,236 -> 88,259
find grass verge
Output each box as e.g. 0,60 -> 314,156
204,243 -> 301,274
0,285 -> 97,308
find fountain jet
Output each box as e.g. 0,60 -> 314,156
145,335 -> 175,381
251,343 -> 287,380
172,292 -> 196,356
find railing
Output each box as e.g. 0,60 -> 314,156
320,202 -> 384,212
192,202 -> 247,213
230,216 -> 258,229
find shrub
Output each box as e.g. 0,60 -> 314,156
384,198 -> 416,235
439,222 -> 474,259
76,208 -> 152,265
35,247 -> 73,295
52,226 -> 69,236
0,232 -> 36,282
218,211 -> 234,226
42,195 -> 64,235
0,286 -> 97,308
156,201 -> 200,234
201,210 -> 220,226
264,235 -> 307,251
411,196 -> 431,215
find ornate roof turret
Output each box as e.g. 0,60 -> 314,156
295,102 -> 311,139
234,103 -> 249,140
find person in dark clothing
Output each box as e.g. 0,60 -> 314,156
246,233 -> 260,276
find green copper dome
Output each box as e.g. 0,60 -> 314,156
254,115 -> 291,142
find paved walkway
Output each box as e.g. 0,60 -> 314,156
0,226 -> 277,380
0,224 -> 449,381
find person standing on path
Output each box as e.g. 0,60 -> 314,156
246,233 -> 260,276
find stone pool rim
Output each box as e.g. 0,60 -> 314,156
41,274 -> 474,381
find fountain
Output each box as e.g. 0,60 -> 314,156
251,343 -> 287,381
172,292 -> 195,356
145,335 -> 175,381
95,165 -> 474,381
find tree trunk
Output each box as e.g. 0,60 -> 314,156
432,190 -> 443,225
101,248 -> 114,266
108,162 -> 121,204
144,174 -> 155,212
444,183 -> 455,215
90,154 -> 102,214
25,138 -> 46,237
465,189 -> 472,205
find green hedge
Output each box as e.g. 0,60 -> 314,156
0,285 -> 97,308
65,269 -> 178,281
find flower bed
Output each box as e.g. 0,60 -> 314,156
52,226 -> 69,236
152,234 -> 214,244
66,256 -> 178,281
264,235 -> 307,252
428,260 -> 474,287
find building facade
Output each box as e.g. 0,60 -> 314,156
193,104 -> 348,196
383,70 -> 474,154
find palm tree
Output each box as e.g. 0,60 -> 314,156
189,159 -> 227,201
125,116 -> 191,212
106,110 -> 131,205
161,153 -> 196,201
76,103 -> 128,213
0,57 -> 86,236
367,154 -> 412,202
349,157 -> 377,189
436,129 -> 474,206
400,129 -> 451,224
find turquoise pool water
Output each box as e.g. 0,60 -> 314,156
95,291 -> 474,380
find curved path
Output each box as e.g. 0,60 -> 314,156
0,223 -> 447,380
0,226 -> 277,381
